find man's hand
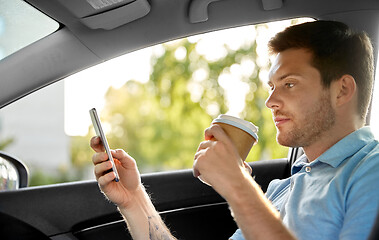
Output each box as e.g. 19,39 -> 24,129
193,124 -> 251,197
90,136 -> 142,209
90,136 -> 177,240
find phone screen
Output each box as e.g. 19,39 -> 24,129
89,108 -> 120,182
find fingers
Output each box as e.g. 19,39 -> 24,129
92,151 -> 109,165
204,125 -> 217,141
90,136 -> 105,152
204,124 -> 233,147
92,149 -> 132,171
112,149 -> 137,169
193,140 -> 217,178
94,160 -> 113,179
93,148 -> 138,179
98,171 -> 117,189
93,151 -> 120,186
194,125 -> 248,182
196,139 -> 215,153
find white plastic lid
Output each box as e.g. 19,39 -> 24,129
212,114 -> 259,141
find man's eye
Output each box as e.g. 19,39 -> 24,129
285,83 -> 294,88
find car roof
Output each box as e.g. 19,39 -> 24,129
1,0 -> 379,108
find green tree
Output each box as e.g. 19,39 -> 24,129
101,40 -> 215,171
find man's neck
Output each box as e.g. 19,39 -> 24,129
303,122 -> 362,162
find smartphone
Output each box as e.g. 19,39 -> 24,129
89,108 -> 120,182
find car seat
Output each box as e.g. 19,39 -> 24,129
368,210 -> 379,240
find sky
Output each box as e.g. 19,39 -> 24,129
64,47 -> 153,136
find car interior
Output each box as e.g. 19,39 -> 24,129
0,0 -> 379,239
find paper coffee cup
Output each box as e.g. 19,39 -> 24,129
212,114 -> 258,160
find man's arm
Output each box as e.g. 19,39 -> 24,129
193,125 -> 295,240
338,154 -> 379,239
225,171 -> 295,240
91,137 -> 176,240
118,186 -> 176,240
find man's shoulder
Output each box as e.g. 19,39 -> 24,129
345,138 -> 379,187
356,138 -> 379,169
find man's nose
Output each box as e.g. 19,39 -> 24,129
265,89 -> 281,110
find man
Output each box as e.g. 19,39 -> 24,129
91,20 -> 379,239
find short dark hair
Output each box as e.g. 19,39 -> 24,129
268,20 -> 374,120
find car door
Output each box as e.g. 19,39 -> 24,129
0,157 -> 292,240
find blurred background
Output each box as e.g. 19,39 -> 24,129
2,17 -> 378,187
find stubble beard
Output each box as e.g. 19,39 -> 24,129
276,91 -> 336,148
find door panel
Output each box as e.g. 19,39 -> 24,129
74,203 -> 237,240
0,159 -> 290,239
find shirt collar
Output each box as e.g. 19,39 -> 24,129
292,127 -> 375,172
292,154 -> 308,175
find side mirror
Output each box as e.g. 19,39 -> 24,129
0,151 -> 28,191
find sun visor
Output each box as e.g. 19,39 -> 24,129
57,0 -> 150,30
80,0 -> 150,30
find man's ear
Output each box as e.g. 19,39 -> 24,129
334,74 -> 357,107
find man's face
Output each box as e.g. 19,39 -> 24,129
265,48 -> 336,148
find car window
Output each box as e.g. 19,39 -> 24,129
0,18 -> 313,187
0,0 -> 59,61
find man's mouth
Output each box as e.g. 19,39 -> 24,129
274,117 -> 290,127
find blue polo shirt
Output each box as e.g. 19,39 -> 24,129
230,127 -> 379,239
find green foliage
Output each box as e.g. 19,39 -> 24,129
101,40 -> 216,171
29,166 -> 84,187
0,137 -> 13,150
71,134 -> 94,168
71,30 -> 288,173
29,171 -> 57,186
